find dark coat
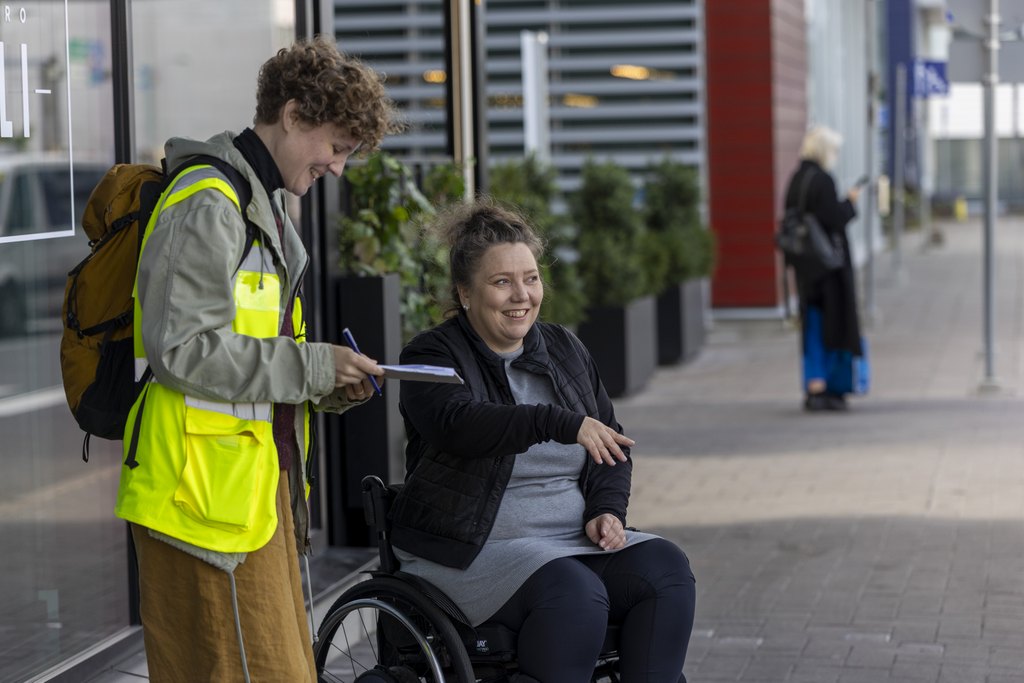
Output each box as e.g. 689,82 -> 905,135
389,313 -> 632,570
784,159 -> 863,356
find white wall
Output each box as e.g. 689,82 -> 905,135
803,0 -> 872,262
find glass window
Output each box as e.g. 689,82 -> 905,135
0,2 -> 299,680
0,2 -> 125,681
6,172 -> 36,234
131,1 -> 297,163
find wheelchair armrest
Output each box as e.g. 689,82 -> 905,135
360,475 -> 402,574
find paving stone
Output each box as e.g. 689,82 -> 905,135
801,638 -> 852,663
891,618 -> 940,644
987,675 -> 1024,683
837,669 -> 891,683
845,644 -> 897,669
738,655 -> 795,681
936,639 -> 992,666
757,632 -> 809,655
938,663 -> 990,682
896,642 -> 945,658
937,617 -> 983,640
787,662 -> 843,683
987,646 -> 1024,669
890,660 -> 941,682
693,653 -> 751,679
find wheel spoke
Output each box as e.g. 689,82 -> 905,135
357,607 -> 378,661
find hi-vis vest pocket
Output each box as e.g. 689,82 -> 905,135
234,271 -> 280,338
174,406 -> 273,532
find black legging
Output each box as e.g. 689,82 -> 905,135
487,538 -> 696,683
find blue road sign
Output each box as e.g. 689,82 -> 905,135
914,59 -> 950,98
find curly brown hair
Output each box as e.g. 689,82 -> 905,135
255,35 -> 400,151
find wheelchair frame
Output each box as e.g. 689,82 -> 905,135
312,475 -> 621,683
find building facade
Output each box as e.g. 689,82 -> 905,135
706,0 -> 877,312
333,0 -> 706,194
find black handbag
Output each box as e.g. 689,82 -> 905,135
775,171 -> 844,278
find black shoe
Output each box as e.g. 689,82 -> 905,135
803,393 -> 829,412
824,393 -> 848,411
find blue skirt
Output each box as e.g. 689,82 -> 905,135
802,305 -> 869,395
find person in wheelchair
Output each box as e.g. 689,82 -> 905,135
388,199 -> 697,682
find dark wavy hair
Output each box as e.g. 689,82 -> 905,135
433,198 -> 546,313
254,35 -> 400,151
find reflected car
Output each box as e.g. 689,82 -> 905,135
0,156 -> 107,336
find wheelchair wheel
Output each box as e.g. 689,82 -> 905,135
314,575 -> 475,683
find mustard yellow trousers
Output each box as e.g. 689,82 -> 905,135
131,473 -> 316,682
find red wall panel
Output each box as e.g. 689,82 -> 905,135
706,0 -> 807,309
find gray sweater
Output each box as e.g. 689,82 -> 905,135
395,347 -> 656,625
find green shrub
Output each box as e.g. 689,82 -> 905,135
570,159 -> 650,308
338,152 -> 461,342
642,157 -> 715,286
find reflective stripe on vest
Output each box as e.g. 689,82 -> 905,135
116,163 -> 308,554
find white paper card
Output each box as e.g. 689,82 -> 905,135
380,364 -> 465,384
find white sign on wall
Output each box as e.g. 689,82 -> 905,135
0,1 -> 74,245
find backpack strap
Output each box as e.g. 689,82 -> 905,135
797,169 -> 814,214
163,155 -> 259,272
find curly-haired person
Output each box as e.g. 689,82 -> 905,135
114,36 -> 399,682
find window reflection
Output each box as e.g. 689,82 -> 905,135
0,3 -> 296,679
0,3 -> 125,681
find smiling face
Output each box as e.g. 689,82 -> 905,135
274,101 -> 361,196
459,242 -> 544,354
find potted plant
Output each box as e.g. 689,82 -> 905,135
408,160 -> 464,333
488,153 -> 586,327
327,153 -> 460,542
570,159 -> 658,398
643,157 -> 715,365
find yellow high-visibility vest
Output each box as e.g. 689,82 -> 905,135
115,163 -> 309,553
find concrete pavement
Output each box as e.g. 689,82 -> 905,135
618,217 -> 1024,682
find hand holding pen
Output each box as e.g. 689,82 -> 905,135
332,328 -> 384,399
339,328 -> 384,397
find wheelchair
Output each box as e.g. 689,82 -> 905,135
313,475 -> 622,682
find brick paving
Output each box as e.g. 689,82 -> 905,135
617,219 -> 1024,683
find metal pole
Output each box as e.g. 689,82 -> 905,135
893,63 -> 907,280
981,0 -> 1000,388
918,96 -> 933,243
445,0 -> 475,199
864,0 -> 877,322
110,0 -> 134,164
521,30 -> 551,164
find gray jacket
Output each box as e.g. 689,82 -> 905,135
136,131 -> 361,553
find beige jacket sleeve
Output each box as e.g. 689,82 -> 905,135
136,185 -> 337,405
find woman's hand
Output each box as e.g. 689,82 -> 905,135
332,345 -> 384,401
576,416 -> 633,466
586,513 -> 627,551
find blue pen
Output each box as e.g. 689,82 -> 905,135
341,327 -> 383,397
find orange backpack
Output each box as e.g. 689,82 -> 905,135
60,157 -> 252,459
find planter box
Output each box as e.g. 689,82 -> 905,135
325,273 -> 404,545
577,295 -> 657,399
656,277 -> 707,366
